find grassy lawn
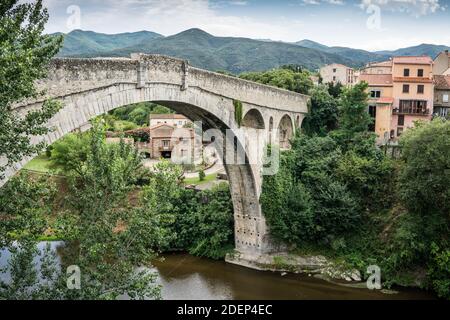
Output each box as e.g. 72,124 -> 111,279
184,173 -> 218,185
23,154 -> 53,173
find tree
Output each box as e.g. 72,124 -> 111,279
327,82 -> 343,98
1,122 -> 166,300
49,132 -> 90,174
261,133 -> 361,246
398,118 -> 450,218
330,82 -> 374,151
0,0 -> 63,178
239,68 -> 313,95
301,85 -> 339,136
338,82 -> 372,133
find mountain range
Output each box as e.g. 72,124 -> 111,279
54,29 -> 450,74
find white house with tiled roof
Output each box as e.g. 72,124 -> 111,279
319,63 -> 356,85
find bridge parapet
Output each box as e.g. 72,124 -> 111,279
16,54 -> 309,115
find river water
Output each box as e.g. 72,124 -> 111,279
154,253 -> 434,300
0,243 -> 435,300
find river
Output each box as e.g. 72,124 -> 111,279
0,243 -> 435,299
153,253 -> 434,300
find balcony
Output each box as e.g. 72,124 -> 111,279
393,100 -> 430,115
159,145 -> 173,151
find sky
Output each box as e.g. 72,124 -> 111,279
38,0 -> 450,51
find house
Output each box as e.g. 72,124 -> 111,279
433,75 -> 450,118
358,56 -> 434,143
319,63 -> 356,85
360,60 -> 392,75
149,113 -> 192,128
390,56 -> 433,138
358,74 -> 393,140
433,50 -> 450,75
124,123 -> 200,163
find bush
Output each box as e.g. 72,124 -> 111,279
198,170 -> 206,181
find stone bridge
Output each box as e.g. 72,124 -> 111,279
3,54 -> 308,260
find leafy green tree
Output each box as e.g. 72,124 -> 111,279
338,82 -> 372,133
1,122 -> 166,300
261,133 -> 360,246
327,81 -> 343,98
239,68 -> 313,95
49,133 -> 90,174
301,85 -> 339,136
188,183 -> 234,259
0,172 -> 56,247
398,118 -> 450,218
57,121 -> 165,299
330,82 -> 375,152
0,0 -> 63,178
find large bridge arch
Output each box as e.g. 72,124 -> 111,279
2,54 -> 309,257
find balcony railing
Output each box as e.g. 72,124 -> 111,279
159,145 -> 173,151
393,107 -> 430,115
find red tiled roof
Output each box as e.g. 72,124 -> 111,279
393,56 -> 433,65
434,75 -> 450,89
359,74 -> 393,86
365,60 -> 392,68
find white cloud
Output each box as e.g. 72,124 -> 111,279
359,0 -> 443,16
43,0 -> 302,41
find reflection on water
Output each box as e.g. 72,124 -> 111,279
0,241 -> 64,284
0,243 -> 436,300
154,253 -> 435,300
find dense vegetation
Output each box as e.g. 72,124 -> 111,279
101,102 -> 173,131
0,122 -> 234,299
261,82 -> 450,299
239,68 -> 313,95
0,0 -> 62,178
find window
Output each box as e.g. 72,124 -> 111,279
333,76 -> 336,81
178,121 -> 182,125
417,85 -> 424,94
333,68 -> 337,73
370,90 -> 381,98
181,149 -> 187,157
418,69 -> 424,77
162,140 -> 170,147
397,127 -> 403,137
403,84 -> 410,93
403,69 -> 410,77
397,115 -> 404,126
443,94 -> 449,103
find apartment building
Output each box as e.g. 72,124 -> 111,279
391,56 -> 433,138
358,74 -> 393,140
319,63 -> 356,85
359,56 -> 434,142
360,60 -> 392,75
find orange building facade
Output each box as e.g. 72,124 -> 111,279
359,56 -> 434,143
